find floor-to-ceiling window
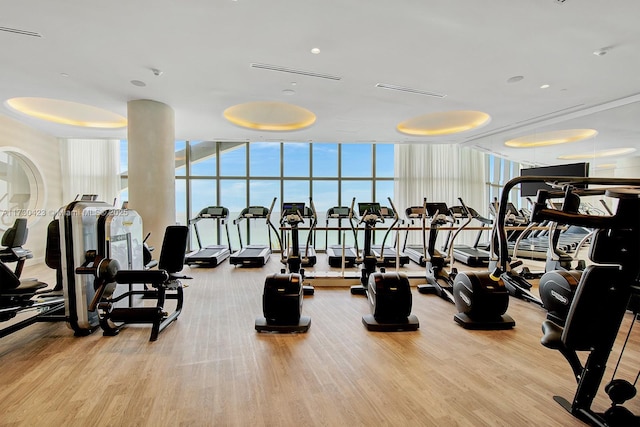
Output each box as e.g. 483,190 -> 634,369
120,141 -> 395,252
486,154 -> 522,217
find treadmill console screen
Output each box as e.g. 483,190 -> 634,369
206,207 -> 224,217
282,202 -> 305,215
449,206 -> 466,217
505,203 -> 520,216
406,207 -> 425,217
426,203 -> 450,217
331,207 -> 350,217
248,207 -> 266,216
379,207 -> 394,218
358,202 -> 381,216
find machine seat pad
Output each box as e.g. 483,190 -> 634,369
0,279 -> 48,296
541,320 -> 564,350
116,270 -> 169,285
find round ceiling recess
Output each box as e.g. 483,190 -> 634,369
223,101 -> 316,131
505,129 -> 598,148
397,110 -> 491,136
6,97 -> 127,128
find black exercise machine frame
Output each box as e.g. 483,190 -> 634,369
504,176 -> 640,426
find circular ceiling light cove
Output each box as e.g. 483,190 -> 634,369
505,129 -> 598,148
6,97 -> 127,128
397,111 -> 491,136
223,101 -> 316,131
558,147 -> 636,160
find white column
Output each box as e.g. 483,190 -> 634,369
127,99 -> 175,250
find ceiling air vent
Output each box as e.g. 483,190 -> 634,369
250,63 -> 341,81
0,26 -> 42,37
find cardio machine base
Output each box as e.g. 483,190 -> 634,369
255,316 -> 311,333
553,395 -> 640,427
453,312 -> 515,330
350,285 -> 367,295
362,314 -> 419,332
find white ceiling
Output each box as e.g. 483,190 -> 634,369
2,0 -> 640,168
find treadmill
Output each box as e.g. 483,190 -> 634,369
325,206 -> 360,268
280,201 -> 317,267
447,203 -> 492,267
229,204 -> 273,267
370,204 -> 410,267
185,206 -> 232,267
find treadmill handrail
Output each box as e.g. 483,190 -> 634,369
496,177 -> 640,272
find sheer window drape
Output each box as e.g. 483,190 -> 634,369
394,144 -> 487,246
60,139 -> 120,204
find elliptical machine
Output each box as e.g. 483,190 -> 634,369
255,197 -> 311,333
537,189 -> 590,326
350,198 -> 418,332
417,200 -> 457,304
452,195 -> 517,329
274,198 -> 315,296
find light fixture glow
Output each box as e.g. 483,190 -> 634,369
558,147 -> 636,160
540,84 -> 550,89
397,111 -> 491,136
6,97 -> 127,128
311,47 -> 320,54
223,101 -> 316,131
505,129 -> 597,148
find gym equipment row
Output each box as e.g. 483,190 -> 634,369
257,197 -> 419,333
1,195 -> 190,342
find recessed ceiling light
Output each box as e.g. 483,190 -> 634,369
540,84 -> 550,89
131,80 -> 146,87
6,97 -> 127,128
507,76 -> 524,83
397,111 -> 491,136
60,73 -> 69,78
558,147 -> 636,160
223,101 -> 316,131
311,47 -> 320,54
282,89 -> 295,95
593,47 -> 611,56
506,129 -> 598,148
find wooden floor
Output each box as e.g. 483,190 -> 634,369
2,255 -> 640,426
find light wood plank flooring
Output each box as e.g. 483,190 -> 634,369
1,256 -> 639,426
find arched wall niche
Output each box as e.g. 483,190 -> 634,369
0,147 -> 47,231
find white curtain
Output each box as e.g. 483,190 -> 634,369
60,138 -> 120,205
394,144 -> 487,246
